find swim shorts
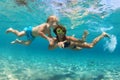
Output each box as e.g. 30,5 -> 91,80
24,26 -> 35,41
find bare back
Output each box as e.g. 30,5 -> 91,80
32,23 -> 51,37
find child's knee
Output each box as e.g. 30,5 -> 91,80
25,41 -> 31,46
25,43 -> 30,46
18,34 -> 22,37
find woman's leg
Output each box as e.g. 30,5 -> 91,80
73,32 -> 110,48
89,32 -> 110,47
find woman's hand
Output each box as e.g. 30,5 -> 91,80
57,42 -> 64,48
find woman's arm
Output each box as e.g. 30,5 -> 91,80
66,36 -> 84,43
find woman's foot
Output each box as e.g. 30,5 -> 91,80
81,30 -> 89,42
84,30 -> 89,36
102,32 -> 110,38
6,28 -> 13,33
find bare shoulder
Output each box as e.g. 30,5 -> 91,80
36,23 -> 47,27
42,23 -> 47,26
66,36 -> 76,41
36,23 -> 48,30
66,36 -> 71,40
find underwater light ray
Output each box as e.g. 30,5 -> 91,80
88,26 -> 113,32
104,35 -> 117,53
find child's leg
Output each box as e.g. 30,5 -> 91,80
6,28 -> 25,37
11,39 -> 31,46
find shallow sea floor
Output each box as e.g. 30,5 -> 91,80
0,55 -> 120,80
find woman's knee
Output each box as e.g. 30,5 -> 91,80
88,44 -> 93,48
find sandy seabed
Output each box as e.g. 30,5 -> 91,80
0,55 -> 120,80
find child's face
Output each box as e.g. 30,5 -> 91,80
52,21 -> 57,26
49,17 -> 58,26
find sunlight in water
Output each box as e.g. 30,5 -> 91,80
45,0 -> 120,30
0,0 -> 120,80
104,35 -> 117,53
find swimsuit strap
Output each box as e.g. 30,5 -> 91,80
64,41 -> 71,48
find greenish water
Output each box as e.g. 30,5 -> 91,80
0,0 -> 120,80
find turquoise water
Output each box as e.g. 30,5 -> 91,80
0,0 -> 120,80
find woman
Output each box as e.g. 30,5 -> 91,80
49,24 -> 110,50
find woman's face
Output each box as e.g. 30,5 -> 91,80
56,28 -> 65,38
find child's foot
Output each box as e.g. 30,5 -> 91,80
6,28 -> 13,33
102,32 -> 110,38
11,39 -> 20,44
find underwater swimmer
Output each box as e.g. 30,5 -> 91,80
49,24 -> 89,50
6,15 -> 58,48
50,24 -> 110,50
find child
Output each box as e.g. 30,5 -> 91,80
6,15 -> 58,48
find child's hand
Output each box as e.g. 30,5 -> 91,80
48,38 -> 54,42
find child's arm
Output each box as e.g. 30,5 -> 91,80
48,43 -> 58,50
38,24 -> 52,40
48,33 -> 52,38
39,31 -> 50,40
48,38 -> 57,50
